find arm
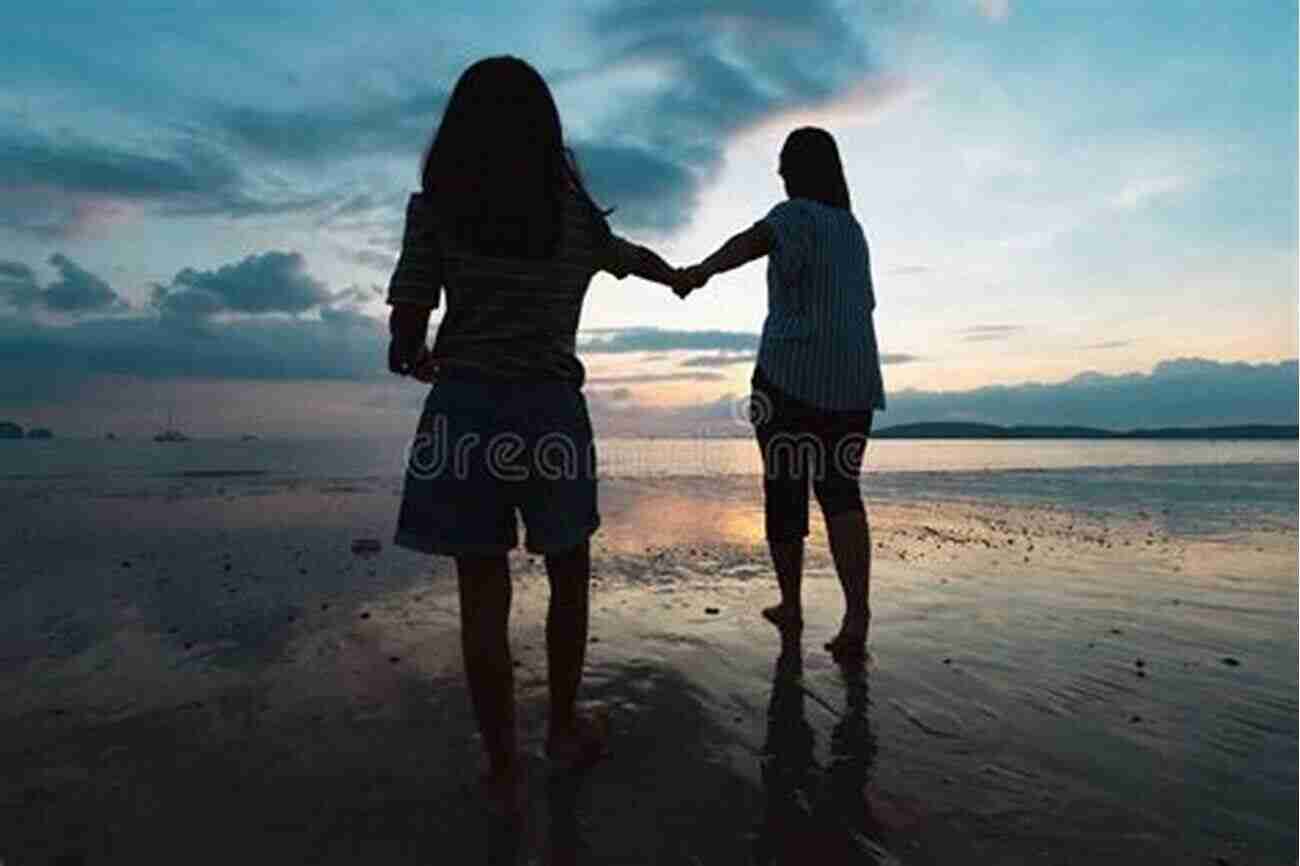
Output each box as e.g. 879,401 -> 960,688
615,239 -> 681,288
696,223 -> 773,280
387,303 -> 431,376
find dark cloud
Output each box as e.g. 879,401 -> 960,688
0,260 -> 40,309
0,129 -> 335,235
588,357 -> 1299,436
0,310 -> 387,390
44,254 -> 124,312
572,143 -> 698,231
578,0 -> 888,229
679,352 -> 758,368
673,349 -> 918,368
959,324 -> 1023,342
0,254 -> 125,314
579,327 -> 761,354
883,358 -> 1299,428
213,87 -> 447,163
0,3 -> 889,238
587,372 -> 725,385
153,251 -> 333,320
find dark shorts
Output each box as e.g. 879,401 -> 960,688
751,367 -> 873,542
393,378 -> 600,556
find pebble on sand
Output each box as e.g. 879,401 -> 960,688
351,538 -> 382,555
705,607 -> 720,615
1221,657 -> 1241,667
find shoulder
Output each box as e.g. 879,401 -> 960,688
764,197 -> 815,222
758,198 -> 819,250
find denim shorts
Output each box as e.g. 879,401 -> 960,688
751,366 -> 873,542
393,378 -> 599,556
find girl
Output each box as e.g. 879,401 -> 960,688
385,56 -> 681,811
678,127 -> 885,659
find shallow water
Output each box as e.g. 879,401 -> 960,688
0,443 -> 1295,863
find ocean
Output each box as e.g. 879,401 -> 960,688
4,436 -> 1295,536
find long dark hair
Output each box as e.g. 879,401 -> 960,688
421,56 -> 608,259
779,127 -> 852,211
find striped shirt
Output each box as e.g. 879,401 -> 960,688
386,183 -> 639,386
754,197 -> 886,412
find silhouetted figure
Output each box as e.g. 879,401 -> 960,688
673,128 -> 885,659
385,55 -> 684,821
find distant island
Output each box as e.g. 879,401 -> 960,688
26,428 -> 54,440
872,422 -> 1298,440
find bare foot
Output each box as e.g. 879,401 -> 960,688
761,604 -> 803,630
479,763 -> 527,824
823,631 -> 866,659
546,709 -> 610,773
824,611 -> 869,659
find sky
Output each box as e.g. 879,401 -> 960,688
1,0 -> 1296,437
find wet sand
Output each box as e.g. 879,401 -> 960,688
0,474 -> 1295,864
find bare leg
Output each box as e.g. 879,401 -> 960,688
825,509 -> 871,644
762,538 -> 805,628
455,555 -> 517,777
543,542 -> 590,737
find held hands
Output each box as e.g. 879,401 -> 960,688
669,264 -> 711,299
387,338 -> 438,382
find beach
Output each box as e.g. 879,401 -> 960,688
0,442 -> 1295,864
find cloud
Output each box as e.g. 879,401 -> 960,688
0,310 -> 387,389
679,352 -> 758,368
974,0 -> 1011,22
588,372 -> 725,385
0,130 -> 330,236
1109,174 -> 1187,211
887,265 -> 932,276
576,0 -> 890,229
882,358 -> 1298,428
0,254 -> 125,314
1081,340 -> 1130,350
959,324 -> 1023,342
152,251 -> 333,321
579,327 -> 761,353
572,142 -> 698,231
213,86 -> 447,163
678,350 -> 920,369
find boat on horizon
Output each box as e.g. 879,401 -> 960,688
154,408 -> 190,443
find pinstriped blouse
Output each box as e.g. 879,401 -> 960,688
754,197 -> 886,412
386,182 -> 639,386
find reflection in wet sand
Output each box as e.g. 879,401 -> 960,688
756,628 -> 897,865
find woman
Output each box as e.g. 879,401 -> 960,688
385,56 -> 682,810
677,127 -> 885,658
